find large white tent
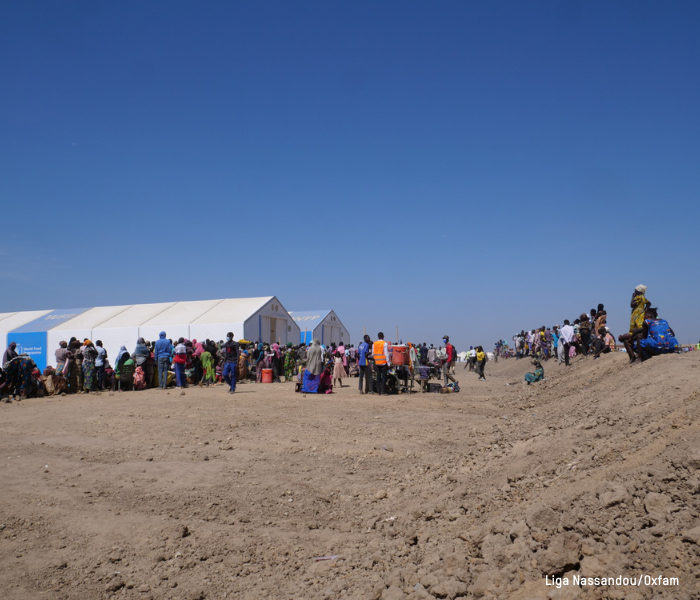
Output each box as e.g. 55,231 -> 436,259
2,297 -> 300,370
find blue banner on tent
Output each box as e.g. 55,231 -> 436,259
13,332 -> 48,371
7,308 -> 90,372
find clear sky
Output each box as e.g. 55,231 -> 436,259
1,1 -> 699,347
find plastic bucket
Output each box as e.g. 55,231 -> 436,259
262,368 -> 273,383
391,345 -> 408,365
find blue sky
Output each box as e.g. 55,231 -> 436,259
1,1 -> 699,346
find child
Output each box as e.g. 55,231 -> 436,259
333,351 -> 347,388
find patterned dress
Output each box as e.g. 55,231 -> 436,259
201,351 -> 215,384
82,346 -> 98,391
284,350 -> 296,381
630,294 -> 647,334
238,353 -> 249,381
3,356 -> 37,397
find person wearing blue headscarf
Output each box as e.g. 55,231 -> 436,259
114,346 -> 128,367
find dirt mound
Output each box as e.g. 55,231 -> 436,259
1,351 -> 699,599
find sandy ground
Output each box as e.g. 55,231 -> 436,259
1,352 -> 700,600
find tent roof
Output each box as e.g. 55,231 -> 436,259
288,310 -> 331,331
0,310 -> 55,335
10,308 -> 93,333
191,297 -> 273,324
0,312 -> 19,325
1,298 -> 299,335
91,302 -> 176,329
52,305 -> 133,330
140,299 -> 225,327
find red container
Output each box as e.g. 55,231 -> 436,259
391,345 -> 408,366
262,368 -> 273,383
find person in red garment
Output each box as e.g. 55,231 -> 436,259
442,335 -> 458,386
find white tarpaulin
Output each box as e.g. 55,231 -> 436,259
190,297 -> 270,343
47,305 -> 132,362
92,303 -> 176,362
138,299 -> 223,344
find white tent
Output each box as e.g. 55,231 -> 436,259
190,296 -> 299,346
288,310 -> 350,345
1,297 -> 301,369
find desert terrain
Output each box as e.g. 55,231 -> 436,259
1,351 -> 699,600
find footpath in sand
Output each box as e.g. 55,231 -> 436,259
1,351 -> 699,600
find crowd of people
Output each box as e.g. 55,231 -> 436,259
0,330 -> 491,399
509,285 -> 681,386
0,286 -> 687,400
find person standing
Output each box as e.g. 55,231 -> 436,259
578,313 -> 592,356
551,326 -> 559,360
372,332 -> 390,396
427,344 -> 437,364
55,341 -> 69,375
465,346 -> 476,371
358,334 -> 373,394
173,338 -> 187,389
442,335 -> 457,385
95,340 -> 107,390
332,351 -> 347,388
222,332 -> 240,393
200,347 -> 215,386
270,343 -> 282,383
68,338 -> 84,391
3,342 -> 18,367
544,327 -> 553,360
284,343 -> 296,381
154,332 -> 173,389
302,339 -> 325,393
475,346 -> 487,381
559,320 -> 575,367
419,343 -> 428,365
82,340 -> 98,392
